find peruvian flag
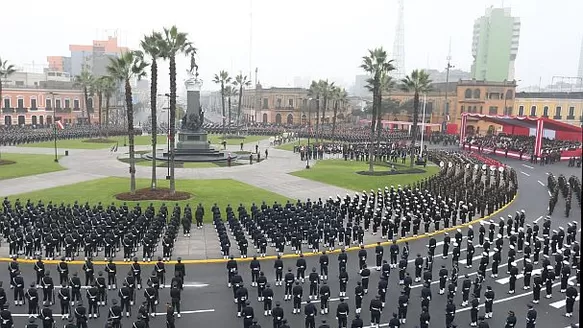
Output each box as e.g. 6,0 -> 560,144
56,120 -> 64,130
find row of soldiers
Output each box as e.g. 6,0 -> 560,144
221,207 -> 579,328
2,256 -> 188,328
0,125 -> 133,146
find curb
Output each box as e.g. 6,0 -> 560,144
0,193 -> 518,266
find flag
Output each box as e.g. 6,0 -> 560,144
56,120 -> 64,130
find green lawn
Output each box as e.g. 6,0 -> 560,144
207,134 -> 267,145
290,160 -> 440,191
22,135 -> 166,149
276,138 -> 336,151
0,153 -> 64,180
9,177 -> 289,222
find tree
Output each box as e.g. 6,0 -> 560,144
75,69 -> 94,125
318,80 -> 335,142
400,69 -> 432,166
141,32 -> 164,190
307,81 -> 321,141
213,70 -> 231,137
100,76 -> 116,128
233,74 -> 251,125
376,74 -> 396,150
360,47 -> 395,172
224,85 -> 236,128
107,51 -> 148,194
160,25 -> 194,194
331,86 -> 347,143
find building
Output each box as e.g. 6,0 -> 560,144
47,36 -> 129,77
425,69 -> 471,83
471,7 -> 520,82
351,75 -> 370,98
514,92 -> 583,127
2,85 -> 98,126
2,71 -> 72,88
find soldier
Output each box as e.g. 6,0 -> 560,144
319,281 -> 330,315
236,282 -> 249,317
338,249 -> 348,272
242,301 -> 254,328
523,259 -> 533,290
34,256 -> 46,288
505,310 -> 517,328
338,268 -> 349,297
388,312 -> 399,328
263,283 -> 273,316
351,314 -> 363,328
469,298 -> 479,327
397,290 -> 408,324
354,282 -> 364,314
181,215 -> 191,237
57,257 -> 69,288
82,258 -> 95,287
532,272 -> 543,304
256,272 -> 267,302
319,252 -> 329,280
86,283 -> 99,318
358,246 -> 367,271
131,258 -> 142,289
174,257 -> 186,282
0,282 -> 6,309
283,269 -> 294,301
335,298 -> 349,328
250,256 -> 261,287
414,254 -> 423,282
70,272 -> 82,306
439,265 -> 448,295
106,259 -> 117,290
374,242 -> 383,271
108,299 -> 122,328
74,302 -> 88,328
360,265 -> 370,294
25,317 -> 38,328
292,281 -> 303,314
118,282 -> 132,317
58,285 -> 71,319
369,295 -> 382,327
296,254 -> 307,283
25,283 -> 39,318
419,306 -> 430,328
389,240 -> 399,268
484,286 -> 494,318
304,299 -> 317,328
0,305 -> 12,328
308,268 -> 320,300
96,272 -> 107,306
13,273 -> 25,306
170,284 -> 181,318
545,265 -> 555,299
508,262 -> 518,294
526,304 -> 537,328
8,257 -> 20,289
40,306 -> 54,328
565,285 -> 578,317
165,302 -> 175,328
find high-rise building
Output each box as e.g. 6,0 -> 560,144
471,7 -> 520,82
352,74 -> 370,98
578,36 -> 583,82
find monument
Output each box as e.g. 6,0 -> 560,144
146,58 -> 229,162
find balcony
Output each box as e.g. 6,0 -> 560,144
1,107 -> 14,113
73,106 -> 81,111
566,116 -> 575,120
15,107 -> 28,113
553,115 -> 562,120
56,107 -> 72,113
30,106 -> 38,111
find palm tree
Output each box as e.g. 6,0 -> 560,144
233,74 -> 251,125
400,69 -> 432,166
224,85 -> 236,129
360,47 -> 395,172
100,76 -> 116,128
213,70 -> 231,137
331,86 -> 347,143
307,81 -> 321,141
75,69 -> 94,125
318,80 -> 335,142
159,25 -> 193,194
141,32 -> 164,190
376,74 -> 396,152
107,51 -> 148,194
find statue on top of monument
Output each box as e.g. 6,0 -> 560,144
180,105 -> 205,132
186,47 -> 199,80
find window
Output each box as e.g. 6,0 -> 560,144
488,106 -> 498,115
473,89 -> 481,99
505,107 -> 512,116
554,106 -> 562,119
45,98 -> 52,109
479,106 -> 483,114
568,106 -> 575,119
65,99 -> 70,109
15,81 -> 24,86
530,106 -> 536,117
518,105 -> 524,116
74,99 -> 80,109
460,105 -> 465,113
543,106 -> 549,117
17,98 -> 24,108
505,90 -> 513,100
464,89 -> 472,99
288,98 -> 293,107
276,98 -> 282,108
55,99 -> 62,109
3,98 -> 10,108
262,98 -> 269,109
303,99 -> 308,108
489,93 -> 500,100
30,98 -> 37,109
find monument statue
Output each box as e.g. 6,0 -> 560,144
180,105 -> 205,132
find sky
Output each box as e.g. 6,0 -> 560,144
1,0 -> 582,92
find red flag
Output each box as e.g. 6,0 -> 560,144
56,120 -> 64,130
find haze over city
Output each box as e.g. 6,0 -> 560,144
1,0 -> 582,92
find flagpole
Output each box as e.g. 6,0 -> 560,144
51,92 -> 59,163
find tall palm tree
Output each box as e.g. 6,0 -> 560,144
360,47 -> 395,172
318,80 -> 335,142
75,69 -> 94,125
307,81 -> 321,141
213,70 -> 231,137
224,85 -> 236,128
107,51 -> 148,194
233,74 -> 251,125
331,86 -> 347,143
400,69 -> 432,166
160,26 -> 193,194
376,74 -> 396,153
100,76 -> 116,128
141,32 -> 164,190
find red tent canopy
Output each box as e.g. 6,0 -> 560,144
460,113 -> 582,157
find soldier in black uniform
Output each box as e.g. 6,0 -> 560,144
292,281 -> 303,314
108,299 -> 122,328
236,283 -> 249,317
565,285 -> 578,317
526,304 -> 537,328
86,282 -> 99,318
13,273 -> 25,306
57,257 -> 69,288
397,290 -> 409,324
96,272 -> 107,306
263,283 -> 273,316
319,282 -> 330,315
40,306 -> 53,328
272,302 -> 284,328
106,259 -> 117,290
170,284 -> 181,318
74,302 -> 88,328
58,285 -> 71,319
369,295 -> 382,327
484,286 -> 494,318
304,299 -> 317,328
335,298 -> 349,328
119,282 -> 132,317
155,257 -> 166,288
25,283 -> 39,318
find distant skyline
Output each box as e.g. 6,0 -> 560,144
1,0 -> 582,92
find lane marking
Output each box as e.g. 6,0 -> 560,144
50,282 -> 209,289
548,190 -> 552,197
550,296 -> 580,309
495,268 -> 542,285
456,277 -> 576,313
521,171 -> 531,177
11,308 -> 215,317
522,164 -> 534,169
538,180 -> 545,186
301,296 -> 350,305
534,216 -> 544,223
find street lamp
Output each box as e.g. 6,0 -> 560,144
158,93 -> 172,180
49,92 -> 59,163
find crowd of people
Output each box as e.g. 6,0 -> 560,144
0,125 -> 135,147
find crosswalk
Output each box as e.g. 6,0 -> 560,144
550,296 -> 580,309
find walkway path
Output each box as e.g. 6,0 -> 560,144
0,138 -> 351,200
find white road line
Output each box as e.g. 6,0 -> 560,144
302,296 -> 349,304
548,190 -> 553,197
546,172 -> 550,175
456,277 -> 576,313
51,283 -> 209,289
550,296 -> 580,309
534,216 -> 544,223
11,309 -> 216,317
538,180 -> 545,186
521,171 -> 531,177
495,268 -> 542,285
522,164 -> 534,169
364,323 -> 392,328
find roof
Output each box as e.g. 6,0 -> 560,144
515,91 -> 583,100
462,112 -> 582,133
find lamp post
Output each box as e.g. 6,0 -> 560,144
49,92 -> 59,162
306,97 -> 313,169
160,93 -> 172,180
419,94 -> 427,159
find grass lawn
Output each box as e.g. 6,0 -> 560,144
207,134 -> 267,145
9,177 -> 289,222
276,138 -> 336,151
0,153 -> 64,180
290,159 -> 440,191
22,135 -> 166,149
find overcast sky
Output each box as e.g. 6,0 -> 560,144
1,0 -> 582,92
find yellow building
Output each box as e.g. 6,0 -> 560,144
514,92 -> 583,126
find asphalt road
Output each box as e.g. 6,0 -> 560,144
4,157 -> 581,328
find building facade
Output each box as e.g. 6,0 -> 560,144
471,7 -> 520,82
514,92 -> 583,127
2,85 -> 98,126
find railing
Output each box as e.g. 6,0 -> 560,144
1,108 -> 14,113
15,107 -> 28,113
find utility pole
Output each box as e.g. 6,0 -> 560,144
443,41 -> 454,132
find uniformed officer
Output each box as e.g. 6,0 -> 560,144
304,299 -> 317,328
170,284 -> 181,318
319,282 -> 330,315
354,282 -> 364,315
335,298 -> 349,328
58,285 -> 71,319
118,283 -> 132,317
565,285 -> 578,317
263,283 -> 273,316
165,303 -> 175,328
292,281 -> 303,314
484,286 -> 494,318
74,302 -> 88,328
272,302 -> 284,328
369,295 -> 382,327
526,304 -> 537,328
57,257 -> 69,288
375,242 -> 384,271
106,259 -> 117,290
505,310 -> 517,328
155,257 -> 166,288
242,301 -> 255,328
236,283 -> 249,317
40,306 -> 53,328
308,268 -> 320,300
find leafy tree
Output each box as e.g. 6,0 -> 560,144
400,69 -> 432,165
